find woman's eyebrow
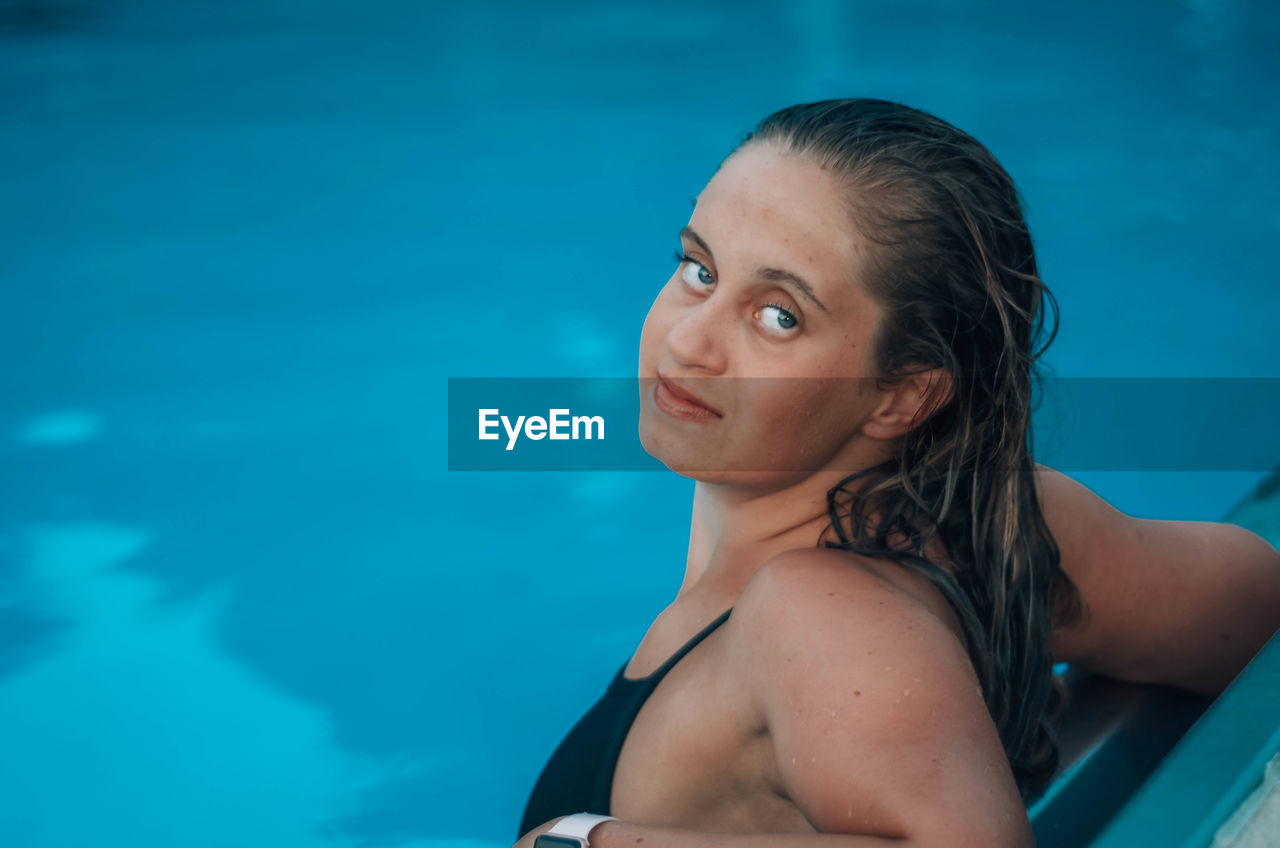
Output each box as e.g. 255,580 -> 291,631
679,225 -> 831,315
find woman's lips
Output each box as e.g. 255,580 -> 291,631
654,374 -> 723,421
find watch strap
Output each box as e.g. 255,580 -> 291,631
542,812 -> 618,844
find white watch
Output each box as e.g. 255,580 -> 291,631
532,812 -> 618,847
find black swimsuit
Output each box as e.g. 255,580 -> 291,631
518,607 -> 735,838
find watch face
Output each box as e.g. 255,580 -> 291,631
533,837 -> 584,848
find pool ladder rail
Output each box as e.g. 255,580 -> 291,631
1028,628 -> 1280,848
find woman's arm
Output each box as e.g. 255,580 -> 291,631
1036,465 -> 1280,692
516,818 -> 984,847
733,550 -> 1030,846
516,818 -> 975,847
515,549 -> 1033,848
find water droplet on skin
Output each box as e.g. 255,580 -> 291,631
830,710 -> 837,717
847,807 -> 853,817
883,665 -> 892,671
791,756 -> 797,765
904,689 -> 910,696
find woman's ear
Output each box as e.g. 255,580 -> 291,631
859,367 -> 954,440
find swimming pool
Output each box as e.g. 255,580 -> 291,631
1,1 -> 1277,846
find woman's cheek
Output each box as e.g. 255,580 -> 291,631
639,288 -> 689,360
638,302 -> 668,367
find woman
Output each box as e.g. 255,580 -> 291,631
514,98 -> 1280,847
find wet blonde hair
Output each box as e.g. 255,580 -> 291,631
731,97 -> 1084,795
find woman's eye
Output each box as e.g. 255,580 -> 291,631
760,303 -> 799,336
681,261 -> 714,288
673,251 -> 714,289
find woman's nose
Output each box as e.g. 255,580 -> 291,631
665,297 -> 729,374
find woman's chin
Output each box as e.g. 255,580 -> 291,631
640,429 -> 698,471
639,430 -> 807,486
641,422 -> 722,476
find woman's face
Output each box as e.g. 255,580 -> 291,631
638,141 -> 891,484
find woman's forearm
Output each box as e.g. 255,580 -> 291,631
588,820 -> 917,847
1040,463 -> 1280,693
1101,520 -> 1280,693
1164,522 -> 1280,692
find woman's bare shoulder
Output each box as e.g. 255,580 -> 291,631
737,546 -> 968,647
723,547 -> 1030,843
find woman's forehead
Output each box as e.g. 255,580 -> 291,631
691,144 -> 865,292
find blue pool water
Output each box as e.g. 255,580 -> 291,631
1,2 -> 1277,846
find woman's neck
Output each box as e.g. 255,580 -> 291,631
677,469 -> 860,602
